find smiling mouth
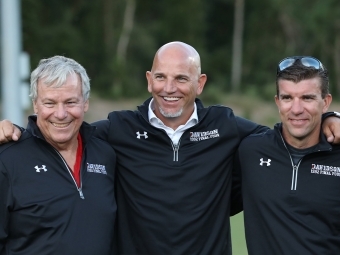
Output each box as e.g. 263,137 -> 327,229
163,96 -> 180,101
289,119 -> 308,125
51,122 -> 71,128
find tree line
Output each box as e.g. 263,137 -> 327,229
22,0 -> 340,100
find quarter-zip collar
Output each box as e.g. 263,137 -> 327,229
26,115 -> 96,199
137,98 -> 208,162
274,122 -> 333,191
137,97 -> 209,123
273,122 -> 332,153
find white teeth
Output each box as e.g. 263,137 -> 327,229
52,123 -> 70,128
164,97 -> 179,101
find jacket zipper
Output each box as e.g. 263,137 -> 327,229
54,148 -> 85,199
290,162 -> 301,191
279,133 -> 302,191
279,133 -> 330,191
140,110 -> 198,162
172,140 -> 180,161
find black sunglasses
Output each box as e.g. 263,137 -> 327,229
277,56 -> 324,75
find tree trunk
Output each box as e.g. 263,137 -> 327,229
231,0 -> 245,92
116,0 -> 136,64
334,34 -> 340,97
103,0 -> 115,56
278,11 -> 298,53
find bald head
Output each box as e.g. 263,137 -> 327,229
146,41 -> 207,130
152,42 -> 202,75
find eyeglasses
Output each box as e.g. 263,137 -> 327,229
277,56 -> 324,75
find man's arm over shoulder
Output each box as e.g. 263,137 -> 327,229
235,116 -> 269,139
91,120 -> 111,141
0,120 -> 23,143
322,114 -> 340,143
235,112 -> 340,143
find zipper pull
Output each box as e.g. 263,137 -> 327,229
78,188 -> 85,199
173,144 -> 179,161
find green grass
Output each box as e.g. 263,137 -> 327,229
231,212 -> 248,255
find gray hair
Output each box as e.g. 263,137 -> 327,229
30,56 -> 90,101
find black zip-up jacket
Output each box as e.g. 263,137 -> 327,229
93,97 -> 268,255
0,116 -> 117,255
236,123 -> 340,255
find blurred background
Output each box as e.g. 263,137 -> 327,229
1,0 -> 340,254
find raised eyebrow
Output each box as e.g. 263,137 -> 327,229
302,94 -> 317,99
153,72 -> 165,77
175,74 -> 190,79
41,98 -> 56,103
66,97 -> 80,102
279,94 -> 291,99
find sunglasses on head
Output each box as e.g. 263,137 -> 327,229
277,56 -> 324,75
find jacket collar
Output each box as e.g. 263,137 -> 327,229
137,97 -> 206,122
274,122 -> 332,152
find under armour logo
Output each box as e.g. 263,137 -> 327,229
136,131 -> 148,139
35,165 -> 48,172
259,158 -> 271,166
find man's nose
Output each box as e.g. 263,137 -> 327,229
54,104 -> 68,119
291,98 -> 304,114
163,79 -> 176,93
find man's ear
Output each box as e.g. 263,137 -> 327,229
146,71 -> 153,93
322,94 -> 332,113
33,100 -> 38,114
84,100 -> 89,113
196,74 -> 207,96
274,95 -> 280,111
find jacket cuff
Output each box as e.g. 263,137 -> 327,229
322,111 -> 340,121
13,124 -> 25,133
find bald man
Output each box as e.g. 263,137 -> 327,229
1,42 -> 340,254
93,41 -> 268,254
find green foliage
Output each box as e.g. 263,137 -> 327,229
21,0 -> 340,99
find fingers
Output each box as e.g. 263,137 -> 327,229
12,127 -> 22,141
326,135 -> 335,144
0,119 -> 19,144
322,116 -> 340,144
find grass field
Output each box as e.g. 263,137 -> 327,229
231,212 -> 248,255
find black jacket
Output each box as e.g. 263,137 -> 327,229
93,98 -> 268,255
236,123 -> 340,255
0,116 -> 117,255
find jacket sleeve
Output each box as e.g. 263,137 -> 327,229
0,161 -> 10,252
235,116 -> 269,140
91,119 -> 111,141
230,151 -> 243,216
230,116 -> 267,215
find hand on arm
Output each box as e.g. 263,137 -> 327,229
322,115 -> 340,144
0,120 -> 22,143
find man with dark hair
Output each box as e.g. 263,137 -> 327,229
235,56 -> 340,254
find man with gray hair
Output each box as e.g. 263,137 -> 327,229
0,56 -> 117,255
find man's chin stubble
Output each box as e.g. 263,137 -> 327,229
159,107 -> 183,118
